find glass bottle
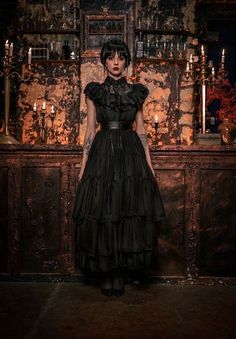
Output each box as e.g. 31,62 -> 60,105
62,40 -> 71,60
136,32 -> 144,58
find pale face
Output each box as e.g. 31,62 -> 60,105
105,51 -> 126,79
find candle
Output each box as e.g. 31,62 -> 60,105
154,114 -> 158,123
189,54 -> 193,64
9,43 -> 13,57
28,48 -> 32,64
42,101 -> 46,110
186,61 -> 190,72
51,105 -> 55,113
221,49 -> 225,64
208,60 -> 213,68
201,45 -> 205,55
33,102 -> 37,111
202,84 -> 206,134
5,40 -> 9,56
212,67 -> 215,76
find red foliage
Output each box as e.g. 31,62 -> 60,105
207,79 -> 236,121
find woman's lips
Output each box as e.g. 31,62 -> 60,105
113,67 -> 119,71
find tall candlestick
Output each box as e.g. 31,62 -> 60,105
189,54 -> 193,64
186,61 -> 190,72
9,43 -> 13,57
28,47 -> 32,64
208,60 -> 213,68
201,45 -> 205,56
221,49 -> 225,64
202,83 -> 206,134
5,40 -> 9,56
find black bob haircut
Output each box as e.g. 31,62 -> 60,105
100,39 -> 131,68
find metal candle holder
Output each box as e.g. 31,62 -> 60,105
0,41 -> 31,144
32,104 -> 57,144
41,106 -> 46,143
184,46 -> 227,134
153,121 -> 159,145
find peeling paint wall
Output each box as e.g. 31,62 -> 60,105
17,62 -> 80,144
16,0 -> 197,145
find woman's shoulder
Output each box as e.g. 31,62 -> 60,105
131,82 -> 149,96
84,81 -> 103,101
127,82 -> 149,109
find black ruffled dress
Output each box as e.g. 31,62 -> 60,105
72,75 -> 165,272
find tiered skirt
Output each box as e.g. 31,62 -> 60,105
72,128 -> 165,272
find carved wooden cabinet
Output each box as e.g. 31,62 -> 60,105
0,145 -> 235,283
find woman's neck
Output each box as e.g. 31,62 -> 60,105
107,73 -> 123,80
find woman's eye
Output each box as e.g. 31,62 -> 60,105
107,56 -> 113,60
119,56 -> 125,60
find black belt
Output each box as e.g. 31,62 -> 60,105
100,121 -> 133,130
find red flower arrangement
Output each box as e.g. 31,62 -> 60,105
207,78 -> 236,121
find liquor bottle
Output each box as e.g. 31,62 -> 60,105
145,37 -> 150,58
62,40 -> 71,60
136,32 -> 144,58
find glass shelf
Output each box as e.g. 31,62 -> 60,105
21,29 -> 80,35
134,57 -> 186,64
134,29 -> 195,36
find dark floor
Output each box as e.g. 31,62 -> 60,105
0,281 -> 235,339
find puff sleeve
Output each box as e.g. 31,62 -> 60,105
132,83 -> 149,109
84,82 -> 100,102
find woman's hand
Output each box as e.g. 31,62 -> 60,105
149,164 -> 155,177
78,166 -> 85,182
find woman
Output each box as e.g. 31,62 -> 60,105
72,39 -> 165,296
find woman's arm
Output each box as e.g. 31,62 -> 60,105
135,109 -> 155,177
79,97 -> 96,180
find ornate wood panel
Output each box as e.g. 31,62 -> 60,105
0,145 -> 235,284
199,169 -> 236,277
20,166 -> 62,273
0,167 -> 8,272
154,169 -> 186,276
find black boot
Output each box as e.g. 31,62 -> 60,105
100,272 -> 113,296
112,269 -> 125,297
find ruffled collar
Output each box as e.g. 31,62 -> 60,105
104,76 -> 127,87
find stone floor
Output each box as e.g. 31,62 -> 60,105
0,281 -> 235,339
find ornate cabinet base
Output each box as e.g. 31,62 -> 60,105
0,145 -> 236,284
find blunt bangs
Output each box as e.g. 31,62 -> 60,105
100,39 -> 131,68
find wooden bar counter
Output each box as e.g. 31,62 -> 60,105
0,144 -> 235,284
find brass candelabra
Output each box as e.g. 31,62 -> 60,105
32,103 -> 57,144
0,41 -> 31,144
184,45 -> 227,134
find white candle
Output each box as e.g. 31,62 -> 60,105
221,49 -> 225,64
51,105 -> 55,113
154,114 -> 158,123
9,43 -> 13,57
28,47 -> 32,64
189,54 -> 193,64
202,84 -> 206,134
33,102 -> 37,111
212,67 -> 215,76
186,61 -> 190,72
201,45 -> 205,55
42,101 -> 46,110
5,40 -> 9,56
208,60 -> 213,68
